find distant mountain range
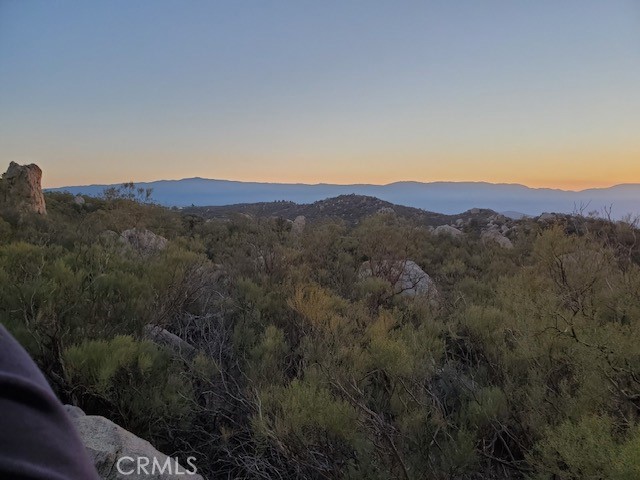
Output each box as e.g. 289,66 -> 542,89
47,178 -> 640,219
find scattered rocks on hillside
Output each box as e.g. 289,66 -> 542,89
0,162 -> 47,215
377,206 -> 396,216
359,259 -> 437,297
481,228 -> 514,249
66,406 -> 203,480
120,228 -> 168,256
291,215 -> 306,235
434,225 -> 463,237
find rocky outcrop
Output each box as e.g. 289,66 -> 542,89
120,228 -> 168,256
66,406 -> 203,480
434,225 -> 463,237
359,259 -> 437,297
481,229 -> 514,249
0,162 -> 47,215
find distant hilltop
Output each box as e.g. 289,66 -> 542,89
47,177 -> 640,219
183,194 -> 503,227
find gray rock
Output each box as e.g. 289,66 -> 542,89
359,259 -> 437,297
74,195 -> 86,205
143,325 -> 197,360
481,229 -> 513,249
69,413 -> 203,479
434,225 -> 463,237
291,215 -> 306,235
120,228 -> 168,256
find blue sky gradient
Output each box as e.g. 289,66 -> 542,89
1,1 -> 639,188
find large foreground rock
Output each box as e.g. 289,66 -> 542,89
0,162 -> 47,215
360,259 -> 437,297
66,406 -> 203,480
120,228 -> 168,256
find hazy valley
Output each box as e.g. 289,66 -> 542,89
48,178 -> 640,220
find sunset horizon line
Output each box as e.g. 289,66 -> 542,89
42,174 -> 640,194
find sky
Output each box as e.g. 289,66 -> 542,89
1,1 -> 639,189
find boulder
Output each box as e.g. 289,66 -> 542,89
0,162 -> 46,215
291,215 -> 306,235
66,406 -> 203,480
481,229 -> 513,249
74,195 -> 86,206
120,228 -> 168,256
434,225 -> 463,237
359,259 -> 437,297
143,325 -> 197,360
538,212 -> 558,223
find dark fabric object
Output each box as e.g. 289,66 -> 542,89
0,325 -> 100,479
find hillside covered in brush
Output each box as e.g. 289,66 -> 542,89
1,179 -> 640,479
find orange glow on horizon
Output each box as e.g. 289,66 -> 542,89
41,171 -> 639,192
38,147 -> 640,192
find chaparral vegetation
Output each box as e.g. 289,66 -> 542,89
2,184 -> 640,479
